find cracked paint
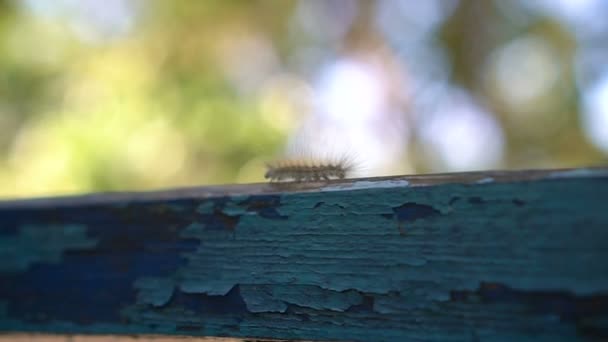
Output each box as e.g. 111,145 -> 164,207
1,172 -> 608,341
239,284 -> 364,313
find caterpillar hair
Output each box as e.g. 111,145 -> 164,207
264,156 -> 357,182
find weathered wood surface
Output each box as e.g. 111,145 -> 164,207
0,333 -> 259,341
1,167 -> 607,341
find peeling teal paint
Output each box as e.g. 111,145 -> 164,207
0,224 -> 97,272
134,277 -> 175,307
169,179 -> 608,305
1,172 -> 608,341
239,284 -> 364,313
196,202 -> 216,214
222,201 -> 248,216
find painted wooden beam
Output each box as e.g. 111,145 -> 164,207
1,168 -> 607,341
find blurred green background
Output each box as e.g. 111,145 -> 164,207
0,0 -> 607,198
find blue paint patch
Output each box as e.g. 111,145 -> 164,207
195,198 -> 242,231
239,195 -> 287,220
451,282 -> 608,336
392,203 -> 441,222
0,200 -> 202,325
165,285 -> 248,315
512,198 -> 525,207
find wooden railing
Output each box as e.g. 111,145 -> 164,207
1,168 -> 607,341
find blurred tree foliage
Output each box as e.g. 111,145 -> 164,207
0,0 -> 606,198
440,0 -> 596,167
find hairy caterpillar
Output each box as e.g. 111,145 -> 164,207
264,157 -> 356,182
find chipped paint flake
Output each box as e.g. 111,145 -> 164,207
134,277 -> 175,307
239,284 -> 364,313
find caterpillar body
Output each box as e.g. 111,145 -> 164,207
264,158 -> 355,182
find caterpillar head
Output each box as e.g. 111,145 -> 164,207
264,168 -> 274,180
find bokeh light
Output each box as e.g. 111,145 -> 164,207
418,89 -> 505,171
485,35 -> 560,112
582,75 -> 608,153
